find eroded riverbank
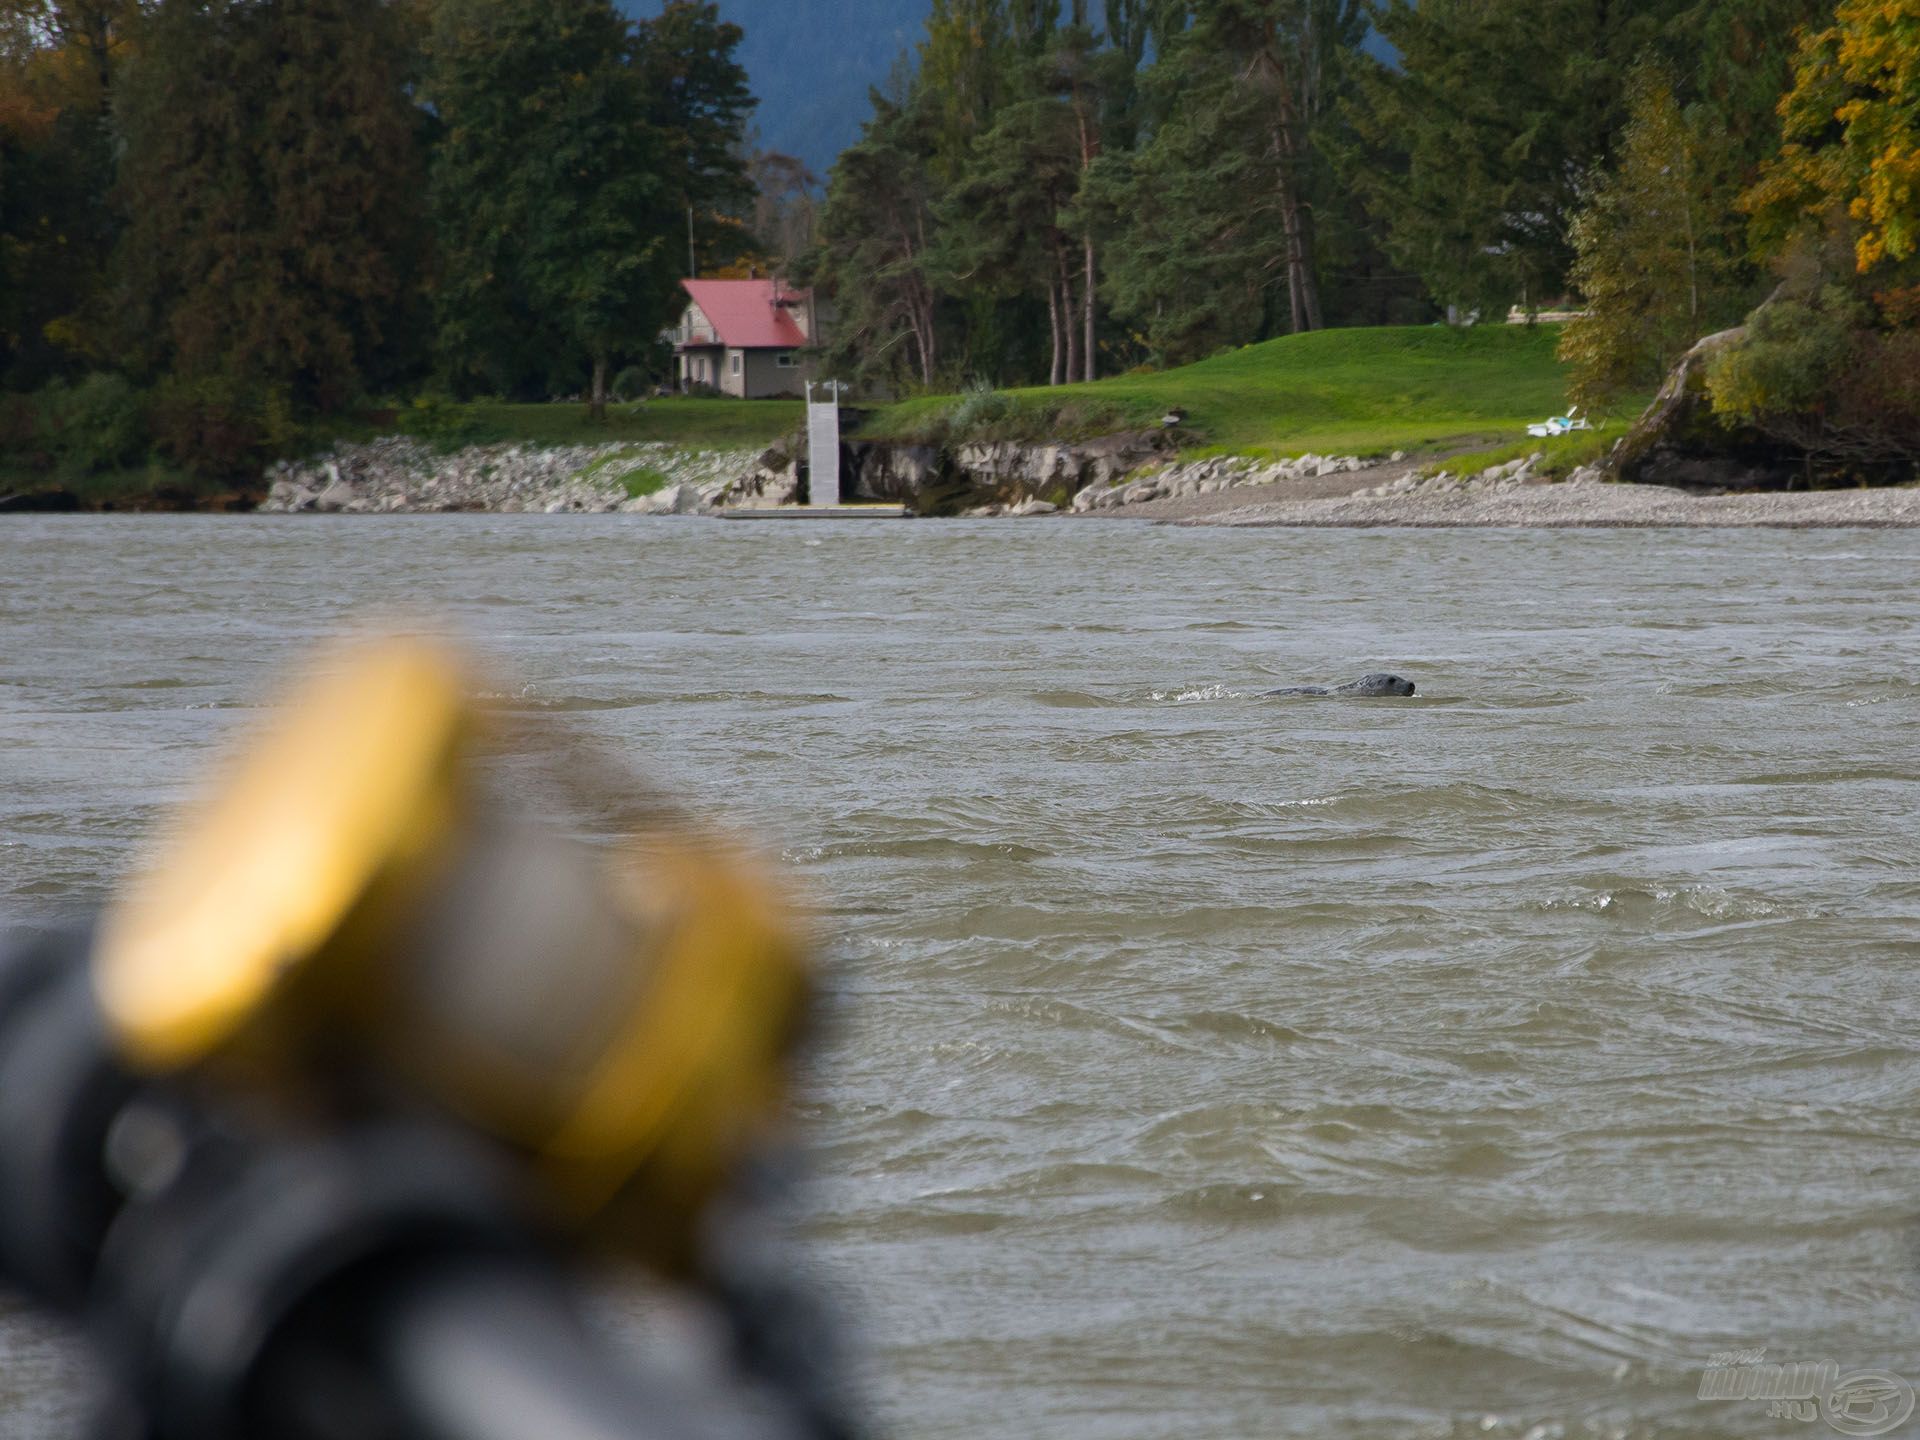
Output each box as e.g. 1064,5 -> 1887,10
21,423 -> 1919,527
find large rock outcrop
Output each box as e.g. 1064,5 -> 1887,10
843,441 -> 945,503
840,430 -> 1173,513
1613,327 -> 1801,491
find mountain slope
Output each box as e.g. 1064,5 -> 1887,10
626,2 -> 1392,180
617,0 -> 929,177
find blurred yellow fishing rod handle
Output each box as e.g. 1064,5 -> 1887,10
90,632 -> 811,1264
94,634 -> 475,1072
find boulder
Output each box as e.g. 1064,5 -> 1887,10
845,441 -> 942,501
312,477 -> 358,512
620,482 -> 709,515
1613,326 -> 1797,490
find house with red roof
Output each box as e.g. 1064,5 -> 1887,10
672,278 -> 821,399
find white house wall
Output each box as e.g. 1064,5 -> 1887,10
681,302 -> 716,346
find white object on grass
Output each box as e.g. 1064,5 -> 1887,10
1527,407 -> 1593,439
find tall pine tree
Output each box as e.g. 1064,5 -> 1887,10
808,93 -> 944,388
1559,63 -> 1746,408
1097,0 -> 1365,358
112,0 -> 429,411
633,0 -> 757,278
427,0 -> 681,413
1351,0 -> 1681,316
1,0 -> 141,385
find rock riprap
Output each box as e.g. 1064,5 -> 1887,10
259,438 -> 761,515
1352,452 -> 1609,498
1069,452 -> 1377,513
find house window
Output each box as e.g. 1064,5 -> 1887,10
775,352 -> 796,368
730,352 -> 742,376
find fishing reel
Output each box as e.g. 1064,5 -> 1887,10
0,636 -> 854,1440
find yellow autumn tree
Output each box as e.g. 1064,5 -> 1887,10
1708,0 -> 1920,472
1744,0 -> 1920,275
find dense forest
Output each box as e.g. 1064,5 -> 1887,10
1,0 -> 768,484
3,0 -> 1918,491
802,0 -> 1919,479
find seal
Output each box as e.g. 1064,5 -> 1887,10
1265,672 -> 1416,698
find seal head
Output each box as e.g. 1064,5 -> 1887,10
1336,672 -> 1416,697
1265,672 -> 1416,698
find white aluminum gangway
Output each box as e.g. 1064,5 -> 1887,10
721,379 -> 906,519
806,379 -> 844,507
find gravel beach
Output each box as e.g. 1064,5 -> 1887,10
1078,461 -> 1920,529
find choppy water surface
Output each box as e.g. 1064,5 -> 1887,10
2,516 -> 1918,1440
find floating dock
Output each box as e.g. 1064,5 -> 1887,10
719,504 -> 909,520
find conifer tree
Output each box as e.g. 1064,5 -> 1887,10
808,94 -> 943,388
1096,0 -> 1364,356
919,0 -> 1013,181
1559,64 -> 1745,409
1352,0 -> 1681,315
0,0 -> 141,384
936,80 -> 1084,384
112,0 -> 429,410
426,0 -> 679,413
633,1 -> 757,277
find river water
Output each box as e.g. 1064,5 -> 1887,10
2,516 -> 1917,1440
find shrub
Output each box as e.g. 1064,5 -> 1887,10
395,394 -> 502,453
148,374 -> 290,482
948,379 -> 1014,437
1049,399 -> 1130,440
0,392 -> 46,464
1876,285 -> 1920,329
37,373 -> 149,477
611,365 -> 651,402
1706,287 -> 1860,426
1708,284 -> 1920,469
1822,328 -> 1920,460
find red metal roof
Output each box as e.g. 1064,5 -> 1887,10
680,279 -> 810,350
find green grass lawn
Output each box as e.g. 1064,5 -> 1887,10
460,397 -> 800,448
864,324 -> 1640,460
